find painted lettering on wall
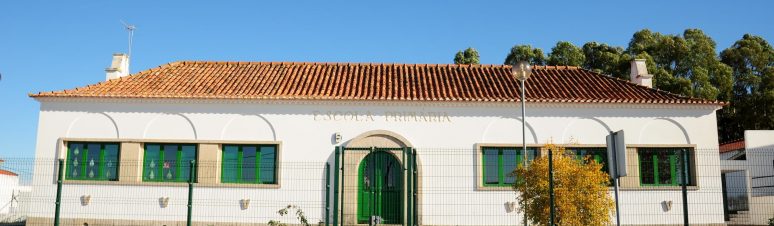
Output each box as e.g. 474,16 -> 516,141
313,111 -> 376,122
384,111 -> 452,123
313,111 -> 452,123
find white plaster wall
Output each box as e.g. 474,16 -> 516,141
746,130 -> 774,197
30,100 -> 724,225
750,195 -> 774,225
0,174 -> 19,214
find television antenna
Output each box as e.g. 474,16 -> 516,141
120,20 -> 136,58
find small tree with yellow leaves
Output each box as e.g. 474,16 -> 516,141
512,143 -> 615,226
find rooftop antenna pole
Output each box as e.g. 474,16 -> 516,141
120,20 -> 136,59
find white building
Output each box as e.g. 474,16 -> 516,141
0,159 -> 30,224
720,130 -> 774,225
0,160 -> 20,215
27,55 -> 726,226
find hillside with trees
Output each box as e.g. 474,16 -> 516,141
458,29 -> 774,143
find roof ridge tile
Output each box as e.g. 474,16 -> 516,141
28,61 -> 723,106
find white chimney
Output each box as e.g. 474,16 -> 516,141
105,53 -> 130,80
630,59 -> 653,88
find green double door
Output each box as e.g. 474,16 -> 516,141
357,151 -> 403,224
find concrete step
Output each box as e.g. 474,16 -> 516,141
727,212 -> 751,225
730,216 -> 750,221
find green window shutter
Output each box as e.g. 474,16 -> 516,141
179,144 -> 197,182
103,144 -> 120,181
567,148 -> 608,170
66,143 -> 84,179
85,144 -> 100,180
65,142 -> 120,181
481,147 -> 535,187
160,144 -> 177,181
242,146 -> 258,183
143,143 -> 197,183
222,145 -> 239,183
639,148 -> 693,186
260,146 -> 277,184
482,148 -> 499,186
143,144 -> 161,181
502,149 -> 518,184
221,144 -> 277,184
639,150 -> 656,185
677,149 -> 691,186
567,148 -> 611,185
657,151 -> 672,185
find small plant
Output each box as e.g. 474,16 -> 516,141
268,205 -> 310,226
768,216 -> 774,226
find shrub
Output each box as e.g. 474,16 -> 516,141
512,143 -> 615,226
268,205 -> 310,226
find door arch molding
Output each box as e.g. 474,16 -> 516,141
344,129 -> 413,148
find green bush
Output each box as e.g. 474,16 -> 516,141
769,216 -> 774,226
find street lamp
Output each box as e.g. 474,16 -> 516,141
510,61 -> 531,226
510,61 -> 531,166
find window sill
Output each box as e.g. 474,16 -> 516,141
476,186 -> 513,191
475,185 -> 700,192
65,180 -> 192,187
619,186 -> 699,191
63,180 -> 280,189
198,183 -> 280,189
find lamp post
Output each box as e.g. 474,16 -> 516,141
511,61 -> 531,226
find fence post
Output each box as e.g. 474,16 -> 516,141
187,160 -> 196,226
681,149 -> 689,226
333,147 -> 340,226
54,159 -> 64,226
341,148 -> 346,226
548,148 -> 555,226
721,173 -> 729,221
402,147 -> 407,226
326,163 -> 331,226
412,148 -> 417,226
369,147 -> 375,226
407,148 -> 412,226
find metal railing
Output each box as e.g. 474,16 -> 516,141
0,148 -> 773,225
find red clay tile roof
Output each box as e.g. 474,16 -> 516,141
719,140 -> 745,153
30,61 -> 723,105
0,169 -> 18,177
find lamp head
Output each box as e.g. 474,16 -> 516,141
510,61 -> 532,81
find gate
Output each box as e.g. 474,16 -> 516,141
329,146 -> 418,226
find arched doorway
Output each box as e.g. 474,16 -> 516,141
332,130 -> 421,226
358,150 -> 403,224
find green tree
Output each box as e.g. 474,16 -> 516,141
626,29 -> 732,100
548,41 -> 585,66
454,47 -> 480,65
582,42 -> 631,79
504,45 -> 546,65
513,143 -> 614,226
720,34 -> 774,141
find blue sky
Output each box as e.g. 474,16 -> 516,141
0,0 -> 773,160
